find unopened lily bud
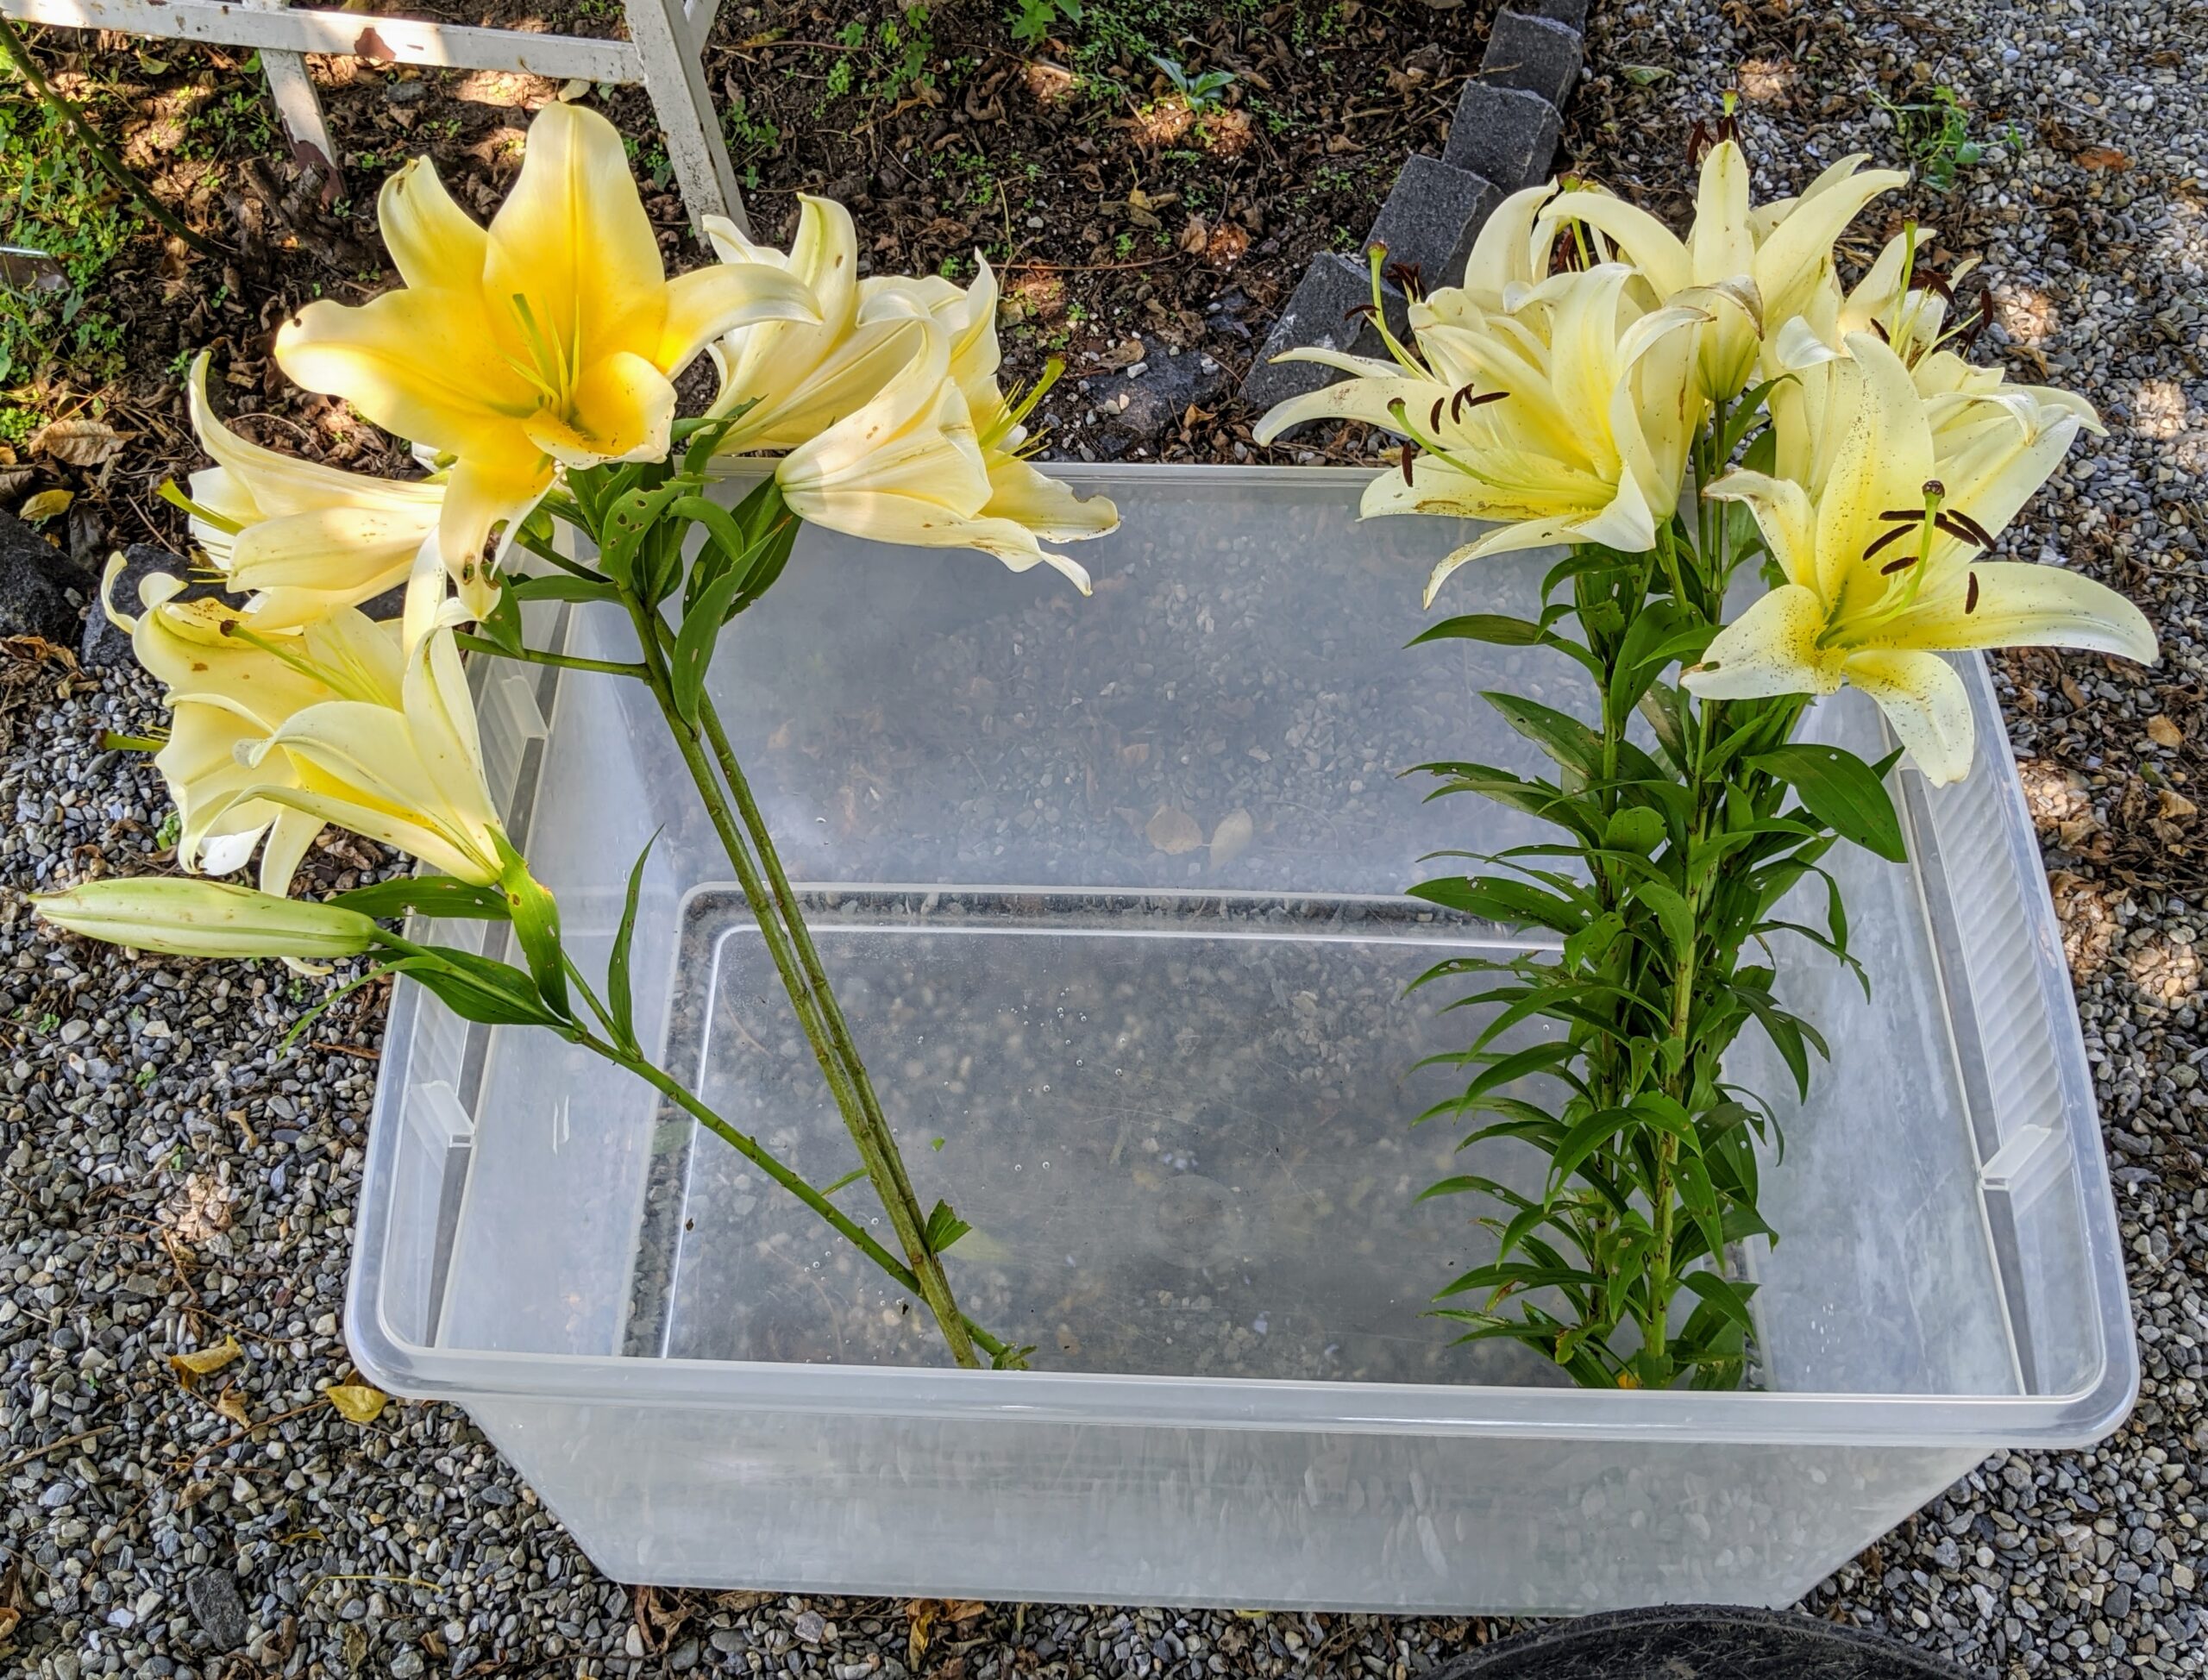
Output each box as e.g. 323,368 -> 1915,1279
35,878 -> 379,962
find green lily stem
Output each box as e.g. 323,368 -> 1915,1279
454,635 -> 646,680
683,677 -> 980,1369
568,1023 -> 1009,1362
617,594 -> 984,1370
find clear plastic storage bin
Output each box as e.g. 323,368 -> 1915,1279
348,467 -> 2134,1614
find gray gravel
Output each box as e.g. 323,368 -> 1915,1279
4,0 -> 2206,1675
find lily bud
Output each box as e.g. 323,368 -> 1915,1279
36,879 -> 380,962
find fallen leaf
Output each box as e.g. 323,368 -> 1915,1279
556,78 -> 592,101
1208,807 -> 1255,868
32,417 -> 127,467
19,488 -> 72,523
213,1386 -> 250,1426
1145,806 -> 1203,854
167,1334 -> 242,1386
1176,213 -> 1210,254
325,1382 -> 388,1423
2147,714 -> 2184,748
2074,145 -> 2130,171
2160,787 -> 2197,819
2057,814 -> 2103,849
1619,64 -> 1672,85
906,1599 -> 939,1669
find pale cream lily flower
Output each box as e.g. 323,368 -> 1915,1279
181,354 -> 454,625
1683,331 -> 2155,784
702,196 -> 938,452
233,613 -> 512,887
104,559 -> 405,894
36,877 -> 379,963
773,300 -> 1113,594
275,103 -> 818,578
1538,142 -> 1907,398
1253,263 -> 1709,605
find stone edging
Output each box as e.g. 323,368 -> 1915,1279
1239,0 -> 1588,417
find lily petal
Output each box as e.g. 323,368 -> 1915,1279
1840,647 -> 1975,785
1877,561 -> 2160,662
1682,583 -> 1836,700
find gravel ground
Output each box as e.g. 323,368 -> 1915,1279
4,0 -> 2207,1676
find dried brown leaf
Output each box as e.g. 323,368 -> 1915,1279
213,1385 -> 251,1426
1208,807 -> 1254,868
1145,806 -> 1203,854
32,417 -> 128,467
2074,146 -> 2130,171
19,488 -> 72,523
2147,714 -> 2184,748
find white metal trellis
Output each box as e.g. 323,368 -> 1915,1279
0,0 -> 750,236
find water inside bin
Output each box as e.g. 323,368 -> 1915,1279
437,468 -> 2030,1398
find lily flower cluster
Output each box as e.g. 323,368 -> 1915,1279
51,100 -> 1114,948
1257,134 -> 2153,781
1258,120 -> 2159,1392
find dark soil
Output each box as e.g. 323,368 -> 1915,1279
0,0 -> 1491,580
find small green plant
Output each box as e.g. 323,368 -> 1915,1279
156,808 -> 183,849
35,1011 -> 57,1034
724,92 -> 778,156
0,82 -> 133,384
1874,85 -> 1988,191
1149,53 -> 1234,111
1010,0 -> 1082,46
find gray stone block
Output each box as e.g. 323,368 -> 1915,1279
1503,0 -> 1589,33
1443,80 -> 1565,191
1365,154 -> 1505,297
0,510 -> 92,649
1239,252 -> 1410,419
1480,10 -> 1584,111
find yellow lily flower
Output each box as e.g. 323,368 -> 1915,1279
104,559 -> 405,893
1539,141 -> 1906,398
1683,332 -> 2155,784
702,196 -> 938,452
1253,263 -> 1709,605
275,103 -> 818,579
36,877 -> 379,963
180,353 -> 452,627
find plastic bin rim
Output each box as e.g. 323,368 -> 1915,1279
344,460 -> 2139,1451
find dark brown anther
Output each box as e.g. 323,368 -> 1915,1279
1452,386 -> 1507,423
1960,290 -> 1995,351
1341,301 -> 1379,325
1923,272 -> 1955,303
1879,552 -> 1921,576
1428,396 -> 1446,434
1868,317 -> 1892,343
1966,571 -> 1981,614
1865,523 -> 1918,561
1880,508 -> 1927,523
1384,260 -> 1424,299
1687,119 -> 1710,166
1400,442 -> 1417,485
1945,507 -> 1997,548
1934,513 -> 1989,549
